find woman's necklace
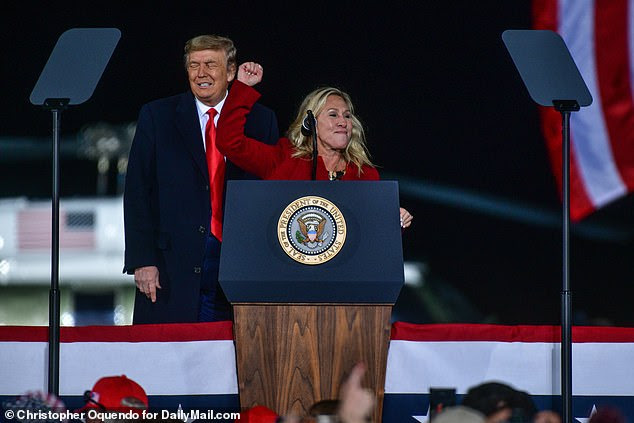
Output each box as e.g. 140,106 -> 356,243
327,155 -> 346,181
328,169 -> 346,181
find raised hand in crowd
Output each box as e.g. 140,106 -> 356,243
337,363 -> 375,423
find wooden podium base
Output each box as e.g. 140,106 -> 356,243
233,304 -> 392,421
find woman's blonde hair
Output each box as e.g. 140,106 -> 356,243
286,87 -> 374,175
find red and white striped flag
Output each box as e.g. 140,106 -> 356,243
18,208 -> 95,250
533,0 -> 634,220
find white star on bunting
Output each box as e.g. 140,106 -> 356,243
575,404 -> 597,423
412,405 -> 430,422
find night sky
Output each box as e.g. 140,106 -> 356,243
2,1 -> 633,325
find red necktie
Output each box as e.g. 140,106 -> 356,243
205,108 -> 225,241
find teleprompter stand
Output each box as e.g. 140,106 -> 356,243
503,30 -> 592,423
30,28 -> 120,395
219,180 -> 404,422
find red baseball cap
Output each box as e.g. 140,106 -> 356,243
239,405 -> 279,423
77,375 -> 148,413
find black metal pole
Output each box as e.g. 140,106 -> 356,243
44,98 -> 68,396
554,100 -> 578,423
561,109 -> 572,423
49,107 -> 61,395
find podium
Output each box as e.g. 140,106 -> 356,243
219,181 -> 404,421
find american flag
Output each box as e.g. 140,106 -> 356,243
18,208 -> 95,250
533,0 -> 634,220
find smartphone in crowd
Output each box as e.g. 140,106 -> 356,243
429,387 -> 457,421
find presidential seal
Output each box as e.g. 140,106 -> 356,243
278,196 -> 347,265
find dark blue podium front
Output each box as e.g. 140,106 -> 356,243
218,180 -> 404,304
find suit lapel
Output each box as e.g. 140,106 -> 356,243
175,92 -> 209,179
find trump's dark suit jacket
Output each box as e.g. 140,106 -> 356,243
123,89 -> 278,324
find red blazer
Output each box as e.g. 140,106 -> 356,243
217,81 -> 379,181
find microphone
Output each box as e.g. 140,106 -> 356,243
301,112 -> 315,136
301,110 -> 318,180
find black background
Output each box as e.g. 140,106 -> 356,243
2,1 -> 633,325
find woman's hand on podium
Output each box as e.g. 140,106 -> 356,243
400,207 -> 413,229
